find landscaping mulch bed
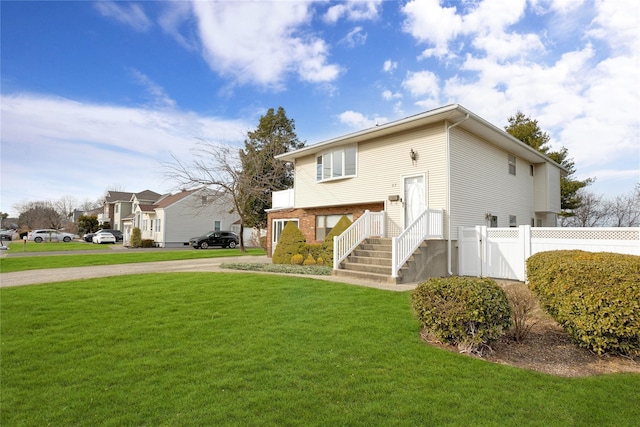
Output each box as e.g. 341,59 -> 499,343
421,281 -> 639,377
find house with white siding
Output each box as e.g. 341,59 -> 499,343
122,188 -> 245,248
267,104 -> 565,283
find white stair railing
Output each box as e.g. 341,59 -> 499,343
333,210 -> 386,270
391,208 -> 444,278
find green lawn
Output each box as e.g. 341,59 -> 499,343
0,248 -> 266,273
5,240 -> 111,252
2,273 -> 638,426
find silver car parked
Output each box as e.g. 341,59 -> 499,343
28,229 -> 78,243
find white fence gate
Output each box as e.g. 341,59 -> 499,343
458,226 -> 640,281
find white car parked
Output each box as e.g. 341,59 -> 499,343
92,231 -> 116,244
28,229 -> 78,243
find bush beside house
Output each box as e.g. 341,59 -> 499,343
130,227 -> 142,248
527,250 -> 640,356
273,216 -> 353,265
273,222 -> 307,264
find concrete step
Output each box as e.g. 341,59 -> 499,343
346,255 -> 392,266
341,262 -> 391,276
333,268 -> 399,284
351,249 -> 392,259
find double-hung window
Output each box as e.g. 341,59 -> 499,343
317,144 -> 357,181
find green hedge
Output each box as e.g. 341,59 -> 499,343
412,277 -> 512,353
527,250 -> 640,356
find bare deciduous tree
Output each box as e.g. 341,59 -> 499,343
561,184 -> 640,227
164,141 -> 256,252
604,183 -> 640,227
561,191 -> 607,227
17,201 -> 63,231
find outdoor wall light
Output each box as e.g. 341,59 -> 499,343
410,148 -> 417,161
388,195 -> 401,202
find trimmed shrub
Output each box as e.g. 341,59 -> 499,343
272,221 -> 307,264
303,254 -> 316,265
141,239 -> 154,248
305,243 -> 325,260
527,250 -> 640,356
316,257 -> 325,266
412,277 -> 512,354
321,215 -> 353,260
130,227 -> 142,248
291,254 -> 304,265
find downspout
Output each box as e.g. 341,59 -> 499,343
446,113 -> 469,275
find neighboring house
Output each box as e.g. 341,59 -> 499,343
122,188 -> 244,248
267,104 -> 565,283
99,190 -> 162,231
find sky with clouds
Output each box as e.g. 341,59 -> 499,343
1,0 -> 638,217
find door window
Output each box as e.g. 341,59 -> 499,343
404,175 -> 426,227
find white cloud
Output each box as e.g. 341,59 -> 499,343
382,59 -> 398,73
402,70 -> 440,99
188,1 -> 340,88
382,90 -> 402,101
0,93 -> 251,215
338,110 -> 387,129
94,1 -> 152,32
398,0 -> 639,197
158,1 -> 199,51
323,0 -> 382,24
340,27 -> 367,48
401,0 -> 462,58
130,69 -> 176,109
587,0 -> 640,54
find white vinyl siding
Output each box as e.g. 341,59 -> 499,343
296,124 -> 448,236
449,127 -> 535,240
533,162 -> 561,213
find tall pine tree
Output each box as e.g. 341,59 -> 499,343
240,107 -> 304,229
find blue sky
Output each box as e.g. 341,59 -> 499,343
1,0 -> 639,217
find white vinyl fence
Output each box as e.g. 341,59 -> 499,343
458,226 -> 640,281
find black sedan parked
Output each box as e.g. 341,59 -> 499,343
189,231 -> 239,249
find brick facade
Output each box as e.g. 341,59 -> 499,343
266,202 -> 385,256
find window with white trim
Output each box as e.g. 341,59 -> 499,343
316,144 -> 357,181
316,214 -> 353,240
508,154 -> 516,175
509,215 -> 517,227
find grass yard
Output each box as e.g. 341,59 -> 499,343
1,273 -> 638,426
0,248 -> 266,273
5,240 -> 112,252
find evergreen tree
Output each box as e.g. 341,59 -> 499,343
505,112 -> 593,219
240,107 -> 304,229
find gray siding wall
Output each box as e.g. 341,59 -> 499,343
156,194 -> 240,247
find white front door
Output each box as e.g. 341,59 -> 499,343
404,175 -> 426,227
